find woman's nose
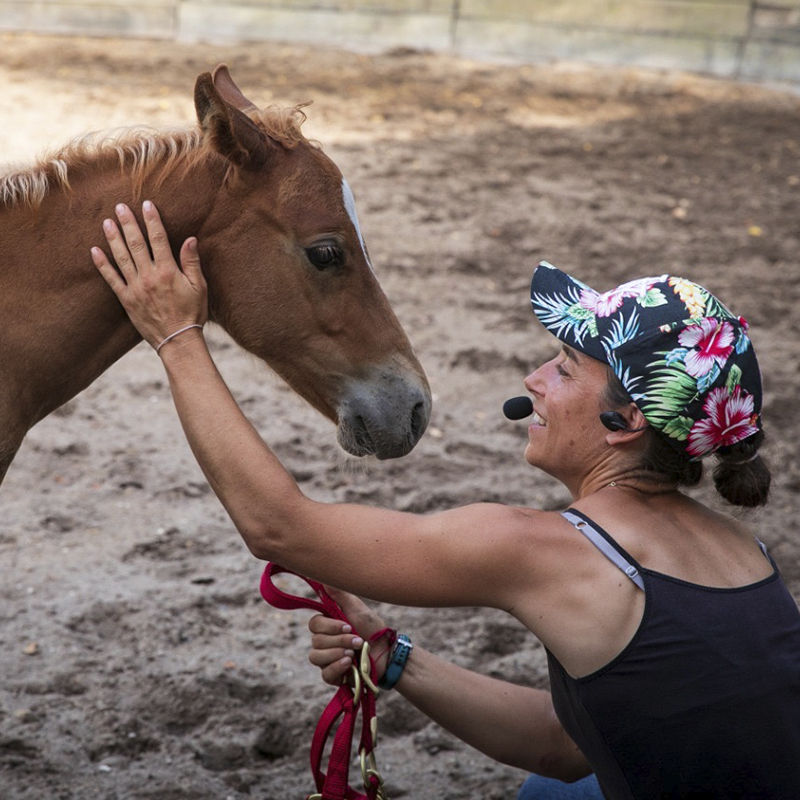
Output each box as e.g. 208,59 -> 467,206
523,365 -> 544,394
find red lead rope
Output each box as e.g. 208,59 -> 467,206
260,563 -> 391,800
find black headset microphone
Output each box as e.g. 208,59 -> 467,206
502,397 -> 646,432
502,396 -> 534,420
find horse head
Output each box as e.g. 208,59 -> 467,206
190,66 -> 431,460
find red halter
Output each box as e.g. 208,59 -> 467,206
260,563 -> 393,800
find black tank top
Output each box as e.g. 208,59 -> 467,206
547,508 -> 800,799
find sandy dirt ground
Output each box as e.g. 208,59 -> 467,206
1,32 -> 799,800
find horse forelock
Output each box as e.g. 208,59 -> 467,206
251,103 -> 314,149
0,103 -> 315,210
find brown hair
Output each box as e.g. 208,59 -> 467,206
603,368 -> 770,507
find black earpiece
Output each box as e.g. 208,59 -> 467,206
599,411 -> 648,433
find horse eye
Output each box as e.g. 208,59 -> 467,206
306,244 -> 343,271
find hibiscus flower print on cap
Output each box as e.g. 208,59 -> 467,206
530,262 -> 763,460
687,386 -> 760,459
678,318 -> 735,380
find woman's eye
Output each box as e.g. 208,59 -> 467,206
306,244 -> 343,271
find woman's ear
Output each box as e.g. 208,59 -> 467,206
604,403 -> 649,445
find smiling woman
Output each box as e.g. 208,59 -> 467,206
88,187 -> 800,797
530,264 -> 770,505
301,268 -> 799,799
520,345 -> 621,494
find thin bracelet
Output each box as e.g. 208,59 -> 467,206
155,324 -> 204,354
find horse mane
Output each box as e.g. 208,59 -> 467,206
0,104 -> 312,210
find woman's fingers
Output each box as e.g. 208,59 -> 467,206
101,217 -> 139,283
309,644 -> 358,686
310,630 -> 364,654
309,614 -> 350,636
321,660 -> 354,686
308,641 -> 355,669
91,200 -> 209,352
141,200 -> 175,270
179,237 -> 206,291
307,615 -> 365,685
91,245 -> 128,296
308,616 -> 364,651
113,203 -> 155,271
306,609 -> 398,687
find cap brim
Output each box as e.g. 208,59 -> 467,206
530,262 -> 608,363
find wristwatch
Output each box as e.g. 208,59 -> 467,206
378,634 -> 413,690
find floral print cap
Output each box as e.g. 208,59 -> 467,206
530,262 -> 763,460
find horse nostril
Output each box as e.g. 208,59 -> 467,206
351,415 -> 374,454
410,401 -> 428,442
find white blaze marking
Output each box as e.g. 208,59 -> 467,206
342,177 -> 375,274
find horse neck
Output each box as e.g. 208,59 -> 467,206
0,148 -> 226,435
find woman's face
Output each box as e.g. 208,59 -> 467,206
522,345 -> 611,484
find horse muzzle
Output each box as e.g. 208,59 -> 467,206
336,370 -> 431,460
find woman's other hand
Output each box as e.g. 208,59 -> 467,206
308,586 -> 393,686
91,201 -> 208,352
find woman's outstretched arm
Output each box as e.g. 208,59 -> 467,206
91,201 -> 567,616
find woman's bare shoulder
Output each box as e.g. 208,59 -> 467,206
491,504 -> 578,540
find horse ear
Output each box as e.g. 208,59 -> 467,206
211,64 -> 258,115
194,72 -> 269,169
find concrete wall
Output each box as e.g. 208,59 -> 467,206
1,0 -> 799,84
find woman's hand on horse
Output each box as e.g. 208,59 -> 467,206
92,201 -> 208,352
308,586 -> 393,686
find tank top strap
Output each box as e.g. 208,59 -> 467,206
562,509 -> 645,591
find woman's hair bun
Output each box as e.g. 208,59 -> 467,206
712,431 -> 771,507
